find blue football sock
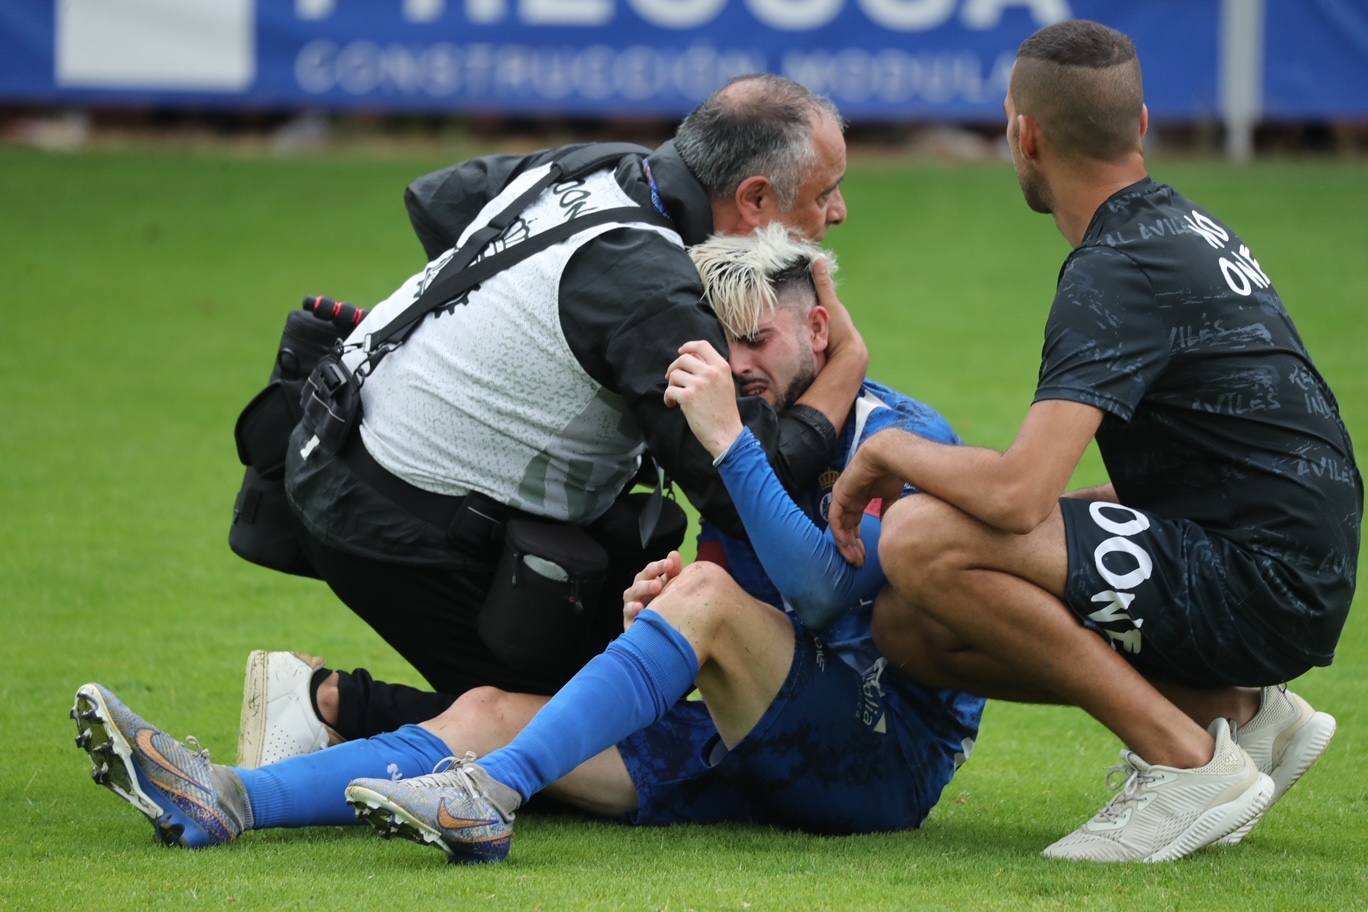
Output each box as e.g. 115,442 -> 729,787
478,608 -> 698,803
234,723 -> 452,829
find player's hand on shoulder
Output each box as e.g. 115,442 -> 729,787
829,441 -> 900,566
664,340 -> 744,459
622,550 -> 683,631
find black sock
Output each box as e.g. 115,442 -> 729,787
308,666 -> 332,723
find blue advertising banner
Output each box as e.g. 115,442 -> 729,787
0,0 -> 1352,122
1263,0 -> 1368,119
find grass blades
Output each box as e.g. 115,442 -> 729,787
1,148 -> 1365,911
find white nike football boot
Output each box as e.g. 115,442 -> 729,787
1043,718 -> 1273,862
236,650 -> 338,768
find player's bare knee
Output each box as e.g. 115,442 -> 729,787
655,560 -> 732,615
881,496 -> 977,593
672,559 -> 732,592
881,495 -> 959,566
650,560 -> 744,641
425,685 -> 531,755
434,686 -> 509,731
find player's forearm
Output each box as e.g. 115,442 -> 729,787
719,430 -> 884,629
864,430 -> 1059,534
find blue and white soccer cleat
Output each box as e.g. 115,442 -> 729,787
345,755 -> 515,864
71,683 -> 246,848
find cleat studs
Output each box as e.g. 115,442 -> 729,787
154,819 -> 185,846
69,708 -> 78,720
75,731 -> 92,749
80,710 -> 102,722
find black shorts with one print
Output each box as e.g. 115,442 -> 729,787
1059,498 -> 1313,688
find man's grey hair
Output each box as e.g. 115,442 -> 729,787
688,223 -> 838,340
675,74 -> 844,209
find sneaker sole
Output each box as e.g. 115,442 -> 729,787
345,785 -> 457,858
1145,773 -> 1275,863
1218,711 -> 1336,846
236,650 -> 271,769
71,684 -> 185,846
344,785 -> 510,865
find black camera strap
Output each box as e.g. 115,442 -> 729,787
361,145 -> 672,360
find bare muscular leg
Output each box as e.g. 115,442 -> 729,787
877,494 -> 1212,769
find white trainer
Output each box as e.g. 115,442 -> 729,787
1042,718 -> 1274,863
236,651 -> 337,768
1218,686 -> 1335,845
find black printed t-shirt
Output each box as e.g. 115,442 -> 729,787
1035,178 -> 1362,663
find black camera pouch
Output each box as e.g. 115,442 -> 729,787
478,519 -> 611,675
230,310 -> 353,578
230,464 -> 316,577
297,350 -> 364,457
233,381 -> 295,477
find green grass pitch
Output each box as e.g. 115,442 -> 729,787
1,146 -> 1364,911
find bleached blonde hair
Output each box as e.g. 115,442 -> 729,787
687,223 -> 838,340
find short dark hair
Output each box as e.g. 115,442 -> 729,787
1012,20 -> 1144,162
771,260 -> 818,310
675,74 -> 844,208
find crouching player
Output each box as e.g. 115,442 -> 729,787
71,225 -> 984,857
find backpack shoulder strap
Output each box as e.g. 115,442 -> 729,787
364,145 -> 667,354
553,143 -> 652,181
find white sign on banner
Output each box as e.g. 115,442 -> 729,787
56,0 -> 254,90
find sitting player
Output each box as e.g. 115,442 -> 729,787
71,225 -> 984,856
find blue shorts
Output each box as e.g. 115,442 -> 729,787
615,613 -> 963,834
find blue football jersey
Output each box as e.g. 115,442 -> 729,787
702,380 -> 984,767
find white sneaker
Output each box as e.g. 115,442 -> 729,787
1042,718 -> 1274,863
236,651 -> 337,768
1218,686 -> 1335,845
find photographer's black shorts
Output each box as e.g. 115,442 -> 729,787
1059,499 -> 1313,688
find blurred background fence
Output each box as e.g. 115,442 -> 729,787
2,1 -> 1366,158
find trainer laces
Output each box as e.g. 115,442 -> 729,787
1096,754 -> 1159,823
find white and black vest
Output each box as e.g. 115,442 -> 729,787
344,165 -> 683,524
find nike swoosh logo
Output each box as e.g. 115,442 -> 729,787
437,800 -> 499,832
135,728 -> 206,792
133,728 -> 234,834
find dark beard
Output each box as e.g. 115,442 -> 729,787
776,348 -> 819,412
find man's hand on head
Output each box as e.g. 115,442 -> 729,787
811,257 -> 857,356
791,256 -> 867,433
664,340 -> 745,459
811,257 -> 867,373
